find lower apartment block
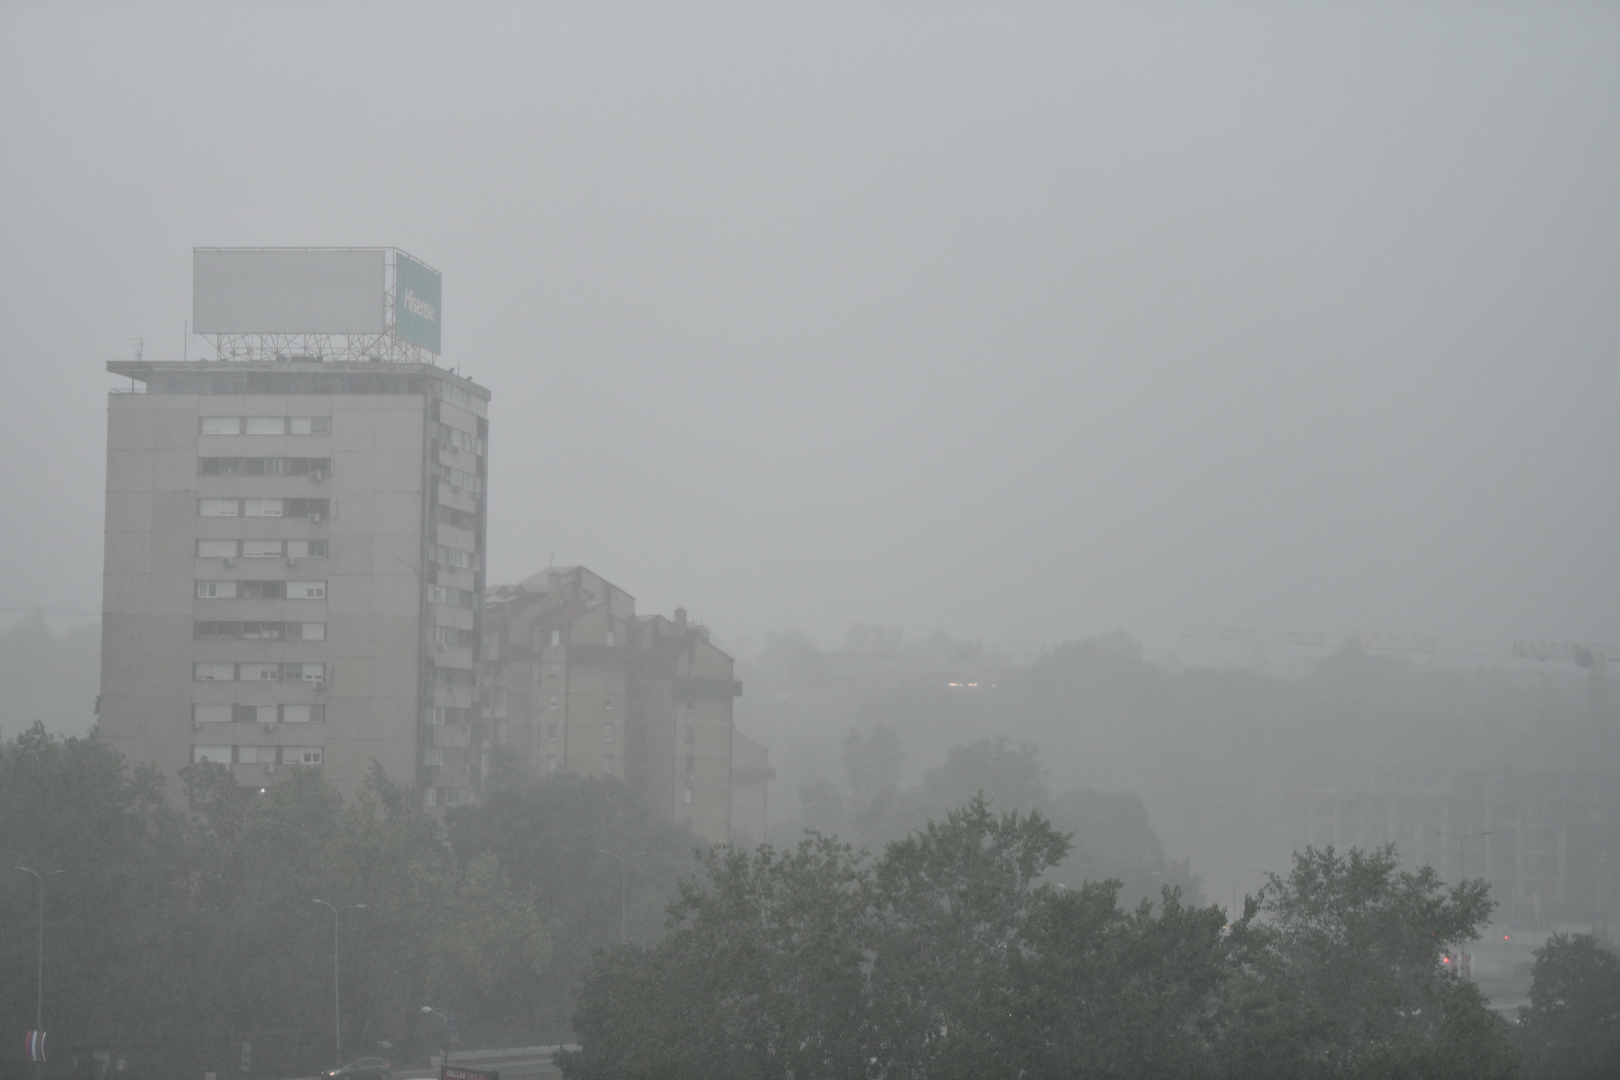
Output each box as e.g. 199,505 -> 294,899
482,565 -> 772,843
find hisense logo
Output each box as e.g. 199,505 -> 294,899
402,288 -> 436,322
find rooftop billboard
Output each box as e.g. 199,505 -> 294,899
193,249 -> 387,334
394,251 -> 442,354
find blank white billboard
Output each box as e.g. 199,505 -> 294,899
193,249 -> 386,334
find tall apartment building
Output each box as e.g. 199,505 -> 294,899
99,248 -> 490,807
482,566 -> 770,843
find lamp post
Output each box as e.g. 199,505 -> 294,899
312,900 -> 365,1064
14,868 -> 63,1075
594,850 -> 627,943
421,1007 -> 449,1065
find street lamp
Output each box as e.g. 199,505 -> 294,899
594,850 -> 627,943
14,868 -> 63,1074
421,1007 -> 450,1065
312,900 -> 365,1064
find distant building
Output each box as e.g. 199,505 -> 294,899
99,358 -> 491,808
481,566 -> 769,843
1287,768 -> 1620,933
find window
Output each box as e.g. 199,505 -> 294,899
285,499 -> 330,518
242,540 -> 282,558
197,540 -> 238,558
233,704 -> 277,724
288,416 -> 330,435
683,788 -> 693,806
548,694 -> 558,710
547,756 -> 558,773
686,755 -> 694,776
239,663 -> 280,682
550,629 -> 561,647
237,745 -> 275,764
238,581 -> 285,600
685,726 -> 695,745
245,416 -> 285,435
192,746 -> 231,764
285,663 -> 324,683
244,498 -> 282,517
296,623 -> 325,641
604,694 -> 614,711
281,704 -> 321,723
442,466 -> 482,493
424,749 -> 445,767
603,756 -> 613,774
285,746 -> 322,765
434,625 -> 475,648
197,581 -> 236,599
605,631 -> 615,647
547,723 -> 558,739
201,417 -> 241,435
287,581 -> 326,600
286,539 -> 328,558
199,498 -> 240,517
193,705 -> 232,724
604,725 -> 613,741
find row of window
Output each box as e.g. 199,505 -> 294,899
196,704 -> 324,724
200,498 -> 330,519
440,384 -> 487,417
198,539 -> 328,559
434,625 -> 477,648
193,744 -> 323,765
431,544 -> 480,570
423,787 -> 474,807
430,421 -> 485,457
429,583 -> 475,608
195,662 -> 325,682
545,693 -> 613,710
434,666 -> 475,687
428,706 -> 472,725
440,466 -> 483,494
437,504 -> 479,531
196,621 -> 325,641
199,457 -> 331,476
423,748 -> 470,767
197,581 -> 326,600
201,416 -> 330,436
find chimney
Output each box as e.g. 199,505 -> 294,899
674,607 -> 687,630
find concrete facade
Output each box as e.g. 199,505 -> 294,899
99,360 -> 490,808
482,566 -> 768,843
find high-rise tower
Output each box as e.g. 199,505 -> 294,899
98,248 -> 489,807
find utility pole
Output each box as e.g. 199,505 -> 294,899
312,900 -> 365,1065
14,868 -> 63,1079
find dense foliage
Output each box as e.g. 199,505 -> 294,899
561,805 -> 1518,1080
0,725 -> 655,1080
1517,933 -> 1620,1080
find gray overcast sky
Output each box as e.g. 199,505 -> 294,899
1,2 -> 1616,656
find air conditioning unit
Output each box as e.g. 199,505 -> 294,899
313,680 -> 327,692
223,556 -> 235,567
308,512 -> 323,523
263,722 -> 277,734
285,556 -> 297,567
311,471 -> 324,483
262,764 -> 276,774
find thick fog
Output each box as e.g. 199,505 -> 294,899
2,5 -> 1616,652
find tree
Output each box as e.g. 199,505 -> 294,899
445,768 -> 700,1041
1517,933 -> 1620,1080
562,795 -> 1237,1080
1216,844 -> 1518,1080
560,834 -> 872,1080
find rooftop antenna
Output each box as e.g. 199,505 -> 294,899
128,337 -> 144,361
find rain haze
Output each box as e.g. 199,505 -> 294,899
3,2 -> 1620,1072
1,2 -> 1614,651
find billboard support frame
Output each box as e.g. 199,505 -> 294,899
194,247 -> 443,363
